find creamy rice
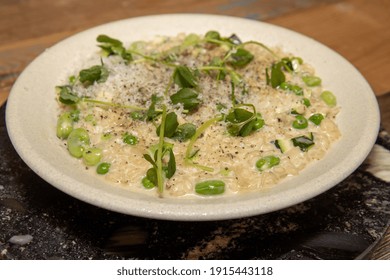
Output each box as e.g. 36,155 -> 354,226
56,32 -> 341,197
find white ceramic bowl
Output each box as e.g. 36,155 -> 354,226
6,14 -> 380,221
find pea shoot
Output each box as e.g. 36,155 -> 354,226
225,104 -> 264,137
79,64 -> 109,87
143,105 -> 176,194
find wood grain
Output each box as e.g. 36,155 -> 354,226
268,0 -> 390,95
0,0 -> 338,106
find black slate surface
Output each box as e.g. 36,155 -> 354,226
1,103 -> 389,260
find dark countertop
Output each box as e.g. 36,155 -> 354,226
1,102 -> 389,260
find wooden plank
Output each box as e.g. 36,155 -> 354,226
0,0 -> 337,107
267,0 -> 390,95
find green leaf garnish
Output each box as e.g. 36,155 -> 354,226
156,111 -> 179,138
146,94 -> 162,121
79,65 -> 109,87
166,148 -> 176,179
173,66 -> 198,88
268,62 -> 286,88
205,30 -> 221,41
97,34 -> 132,62
143,105 -> 177,194
170,88 -> 200,111
58,86 -> 80,105
172,123 -> 196,142
225,104 -> 263,137
227,48 -> 254,68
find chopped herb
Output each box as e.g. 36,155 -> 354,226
292,134 -> 315,152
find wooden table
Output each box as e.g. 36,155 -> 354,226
0,0 -> 389,259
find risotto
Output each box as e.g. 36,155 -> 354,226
55,31 -> 341,197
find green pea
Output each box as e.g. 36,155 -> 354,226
279,82 -> 303,95
195,180 -> 225,195
67,128 -> 90,158
130,111 -> 145,120
291,85 -> 303,96
142,168 -> 157,189
97,162 -> 111,174
302,75 -> 322,87
256,155 -> 280,171
123,133 -> 138,145
292,115 -> 308,129
142,177 -> 156,189
320,90 -> 337,107
309,113 -> 324,125
279,82 -> 291,90
56,112 -> 74,139
83,147 -> 102,166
